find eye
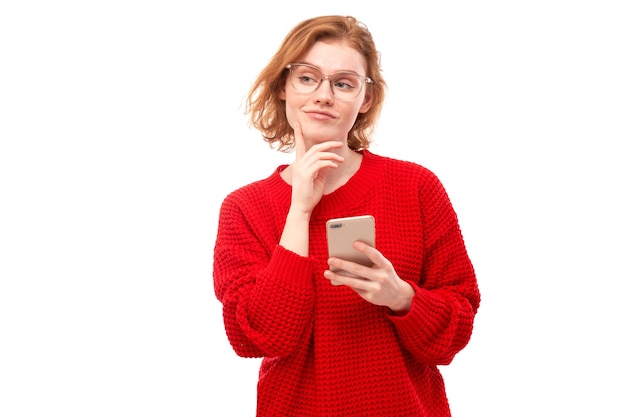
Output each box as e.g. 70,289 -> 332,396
293,67 -> 321,85
334,81 -> 354,90
333,74 -> 360,91
298,74 -> 318,85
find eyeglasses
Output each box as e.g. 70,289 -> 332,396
285,63 -> 372,101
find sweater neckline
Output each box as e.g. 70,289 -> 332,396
269,150 -> 383,217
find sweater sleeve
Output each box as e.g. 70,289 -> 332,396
213,195 -> 316,359
387,169 -> 480,366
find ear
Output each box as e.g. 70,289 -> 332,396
279,79 -> 287,100
358,91 -> 373,114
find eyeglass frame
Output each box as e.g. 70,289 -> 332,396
285,63 -> 373,101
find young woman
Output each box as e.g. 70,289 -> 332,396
213,15 -> 480,417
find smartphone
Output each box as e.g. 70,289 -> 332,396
326,215 -> 376,274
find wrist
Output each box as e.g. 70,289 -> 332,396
388,282 -> 415,315
285,207 -> 312,223
280,208 -> 312,257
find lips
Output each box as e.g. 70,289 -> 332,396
304,110 -> 336,120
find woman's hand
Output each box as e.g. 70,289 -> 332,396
324,241 -> 416,314
289,122 -> 344,215
279,123 -> 344,257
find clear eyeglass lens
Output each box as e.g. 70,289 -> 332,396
289,65 -> 365,100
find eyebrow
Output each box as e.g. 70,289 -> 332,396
298,62 -> 362,75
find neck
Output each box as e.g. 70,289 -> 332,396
322,149 -> 362,193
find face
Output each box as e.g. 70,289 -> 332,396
280,40 -> 373,146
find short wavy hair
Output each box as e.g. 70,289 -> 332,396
245,15 -> 387,152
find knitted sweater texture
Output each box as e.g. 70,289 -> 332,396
213,150 -> 480,417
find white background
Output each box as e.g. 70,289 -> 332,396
1,1 -> 625,416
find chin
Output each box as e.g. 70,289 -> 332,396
301,126 -> 346,143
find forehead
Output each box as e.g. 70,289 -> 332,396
297,40 -> 367,74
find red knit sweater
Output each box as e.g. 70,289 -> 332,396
213,150 -> 480,417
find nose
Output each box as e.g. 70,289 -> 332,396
313,75 -> 334,104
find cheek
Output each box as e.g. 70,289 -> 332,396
283,88 -> 303,128
343,105 -> 363,126
284,104 -> 296,128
